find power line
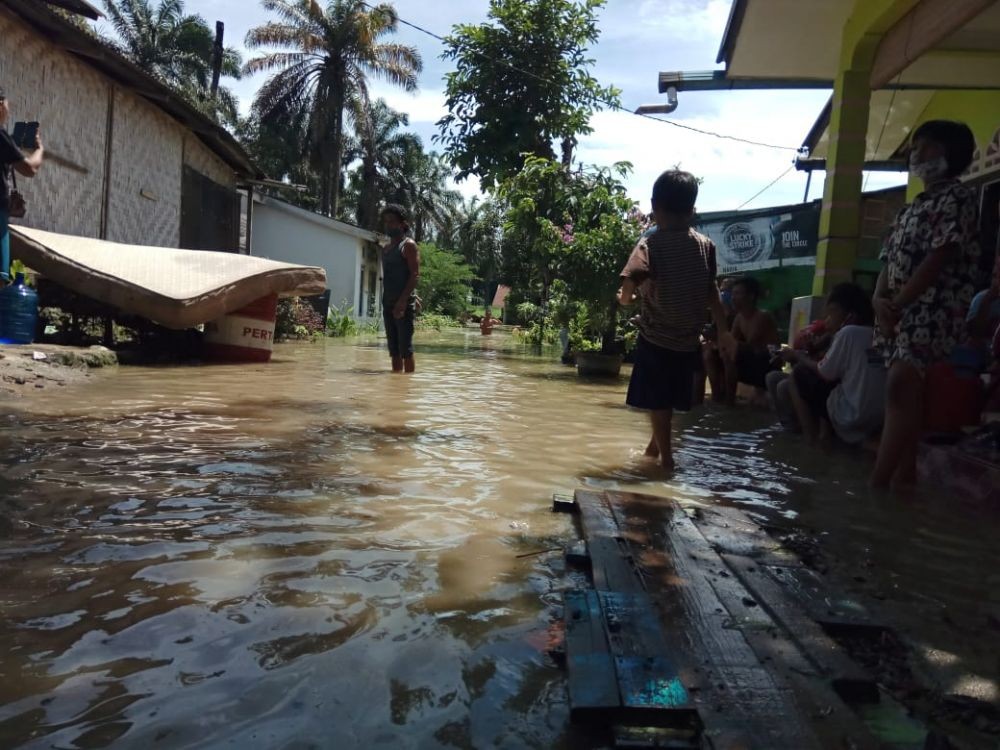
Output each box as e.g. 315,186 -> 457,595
363,2 -> 800,152
737,164 -> 796,210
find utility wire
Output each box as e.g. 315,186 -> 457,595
364,2 -> 801,152
737,164 -> 796,210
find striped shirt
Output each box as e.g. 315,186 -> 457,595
621,227 -> 717,352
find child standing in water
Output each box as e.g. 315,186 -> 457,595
618,170 -> 734,471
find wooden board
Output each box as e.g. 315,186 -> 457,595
721,554 -> 880,704
565,588 -> 620,721
575,490 -> 646,593
604,491 -> 825,750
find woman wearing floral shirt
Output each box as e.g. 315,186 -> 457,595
871,120 -> 981,489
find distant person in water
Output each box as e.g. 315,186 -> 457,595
380,204 -> 420,373
480,307 -> 502,335
618,169 -> 735,471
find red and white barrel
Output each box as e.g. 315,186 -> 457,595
203,294 -> 278,363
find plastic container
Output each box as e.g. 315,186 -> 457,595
0,273 -> 39,345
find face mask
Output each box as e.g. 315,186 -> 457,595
387,227 -> 404,240
910,155 -> 949,182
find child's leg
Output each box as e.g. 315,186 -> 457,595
649,410 -> 674,470
644,434 -> 659,458
788,373 -> 819,441
704,346 -> 725,402
723,348 -> 739,405
871,361 -> 923,489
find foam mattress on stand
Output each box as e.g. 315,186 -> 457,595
11,226 -> 326,330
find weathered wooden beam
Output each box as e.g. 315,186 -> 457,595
565,589 -> 620,722
721,554 -> 880,704
870,0 -> 998,88
575,490 -> 645,592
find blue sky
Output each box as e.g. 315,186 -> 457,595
144,0 -> 906,212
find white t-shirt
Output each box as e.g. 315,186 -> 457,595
818,325 -> 886,444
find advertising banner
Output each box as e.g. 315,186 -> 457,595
697,205 -> 820,276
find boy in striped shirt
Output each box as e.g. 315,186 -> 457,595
618,170 -> 734,471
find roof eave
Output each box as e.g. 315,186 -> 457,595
717,0 -> 749,66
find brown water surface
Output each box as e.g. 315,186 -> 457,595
0,330 -> 997,748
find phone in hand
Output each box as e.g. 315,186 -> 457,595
12,121 -> 39,150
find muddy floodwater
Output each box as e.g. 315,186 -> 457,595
0,330 -> 997,749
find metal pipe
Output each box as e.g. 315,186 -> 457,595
635,86 -> 679,116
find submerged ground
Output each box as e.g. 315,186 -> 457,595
0,330 -> 996,748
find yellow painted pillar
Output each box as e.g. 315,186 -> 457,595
812,68 -> 871,296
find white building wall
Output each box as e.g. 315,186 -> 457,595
252,198 -> 379,320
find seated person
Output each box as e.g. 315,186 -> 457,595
480,307 -> 502,335
767,318 -> 833,431
962,277 -> 1000,368
781,283 -> 886,444
720,276 -> 780,404
702,277 -> 736,400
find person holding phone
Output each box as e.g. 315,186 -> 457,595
0,86 -> 45,283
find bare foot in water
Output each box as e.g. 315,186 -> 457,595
660,455 -> 676,472
644,437 -> 659,458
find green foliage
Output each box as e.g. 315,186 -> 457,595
8,260 -> 33,286
275,297 -> 325,341
416,312 -> 461,331
244,0 -> 422,217
497,156 -> 644,352
436,0 -> 620,189
326,300 -> 360,337
417,243 -> 476,318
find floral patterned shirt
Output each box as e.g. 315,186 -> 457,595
877,179 -> 982,368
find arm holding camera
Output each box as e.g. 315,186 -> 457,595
13,127 -> 43,177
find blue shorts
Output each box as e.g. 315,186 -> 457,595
626,336 -> 700,412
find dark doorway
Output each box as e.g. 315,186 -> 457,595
180,166 -> 241,252
981,179 -> 1000,277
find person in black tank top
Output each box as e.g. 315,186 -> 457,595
380,204 -> 421,372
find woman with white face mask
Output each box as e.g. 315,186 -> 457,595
871,120 -> 981,490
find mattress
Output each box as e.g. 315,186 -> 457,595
11,226 -> 327,330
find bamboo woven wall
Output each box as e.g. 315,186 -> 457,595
0,9 -> 238,249
0,10 -> 107,238
185,133 -> 235,189
106,87 -> 183,247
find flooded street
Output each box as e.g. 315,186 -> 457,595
0,330 -> 998,749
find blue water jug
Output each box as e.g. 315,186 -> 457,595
0,273 -> 39,345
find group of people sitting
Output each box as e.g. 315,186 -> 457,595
619,118 -> 992,491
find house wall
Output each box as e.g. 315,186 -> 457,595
0,8 -> 236,248
252,200 -> 378,319
106,88 -> 184,246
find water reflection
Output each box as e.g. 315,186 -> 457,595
0,330 -> 996,747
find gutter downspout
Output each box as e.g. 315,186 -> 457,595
635,87 -> 679,116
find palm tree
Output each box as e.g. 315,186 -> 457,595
102,0 -> 243,124
244,0 -> 422,218
387,145 -> 461,242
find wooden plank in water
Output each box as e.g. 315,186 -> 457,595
564,588 -> 620,721
575,489 -> 645,592
598,592 -> 698,722
604,491 -> 823,750
721,553 -> 880,704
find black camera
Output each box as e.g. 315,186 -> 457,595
11,121 -> 39,150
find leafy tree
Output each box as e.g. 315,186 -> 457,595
498,156 -> 642,352
436,0 -> 619,189
444,197 -> 505,303
244,0 -> 421,218
384,145 -> 462,243
417,243 -> 475,318
102,0 -> 243,124
342,99 -> 421,229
